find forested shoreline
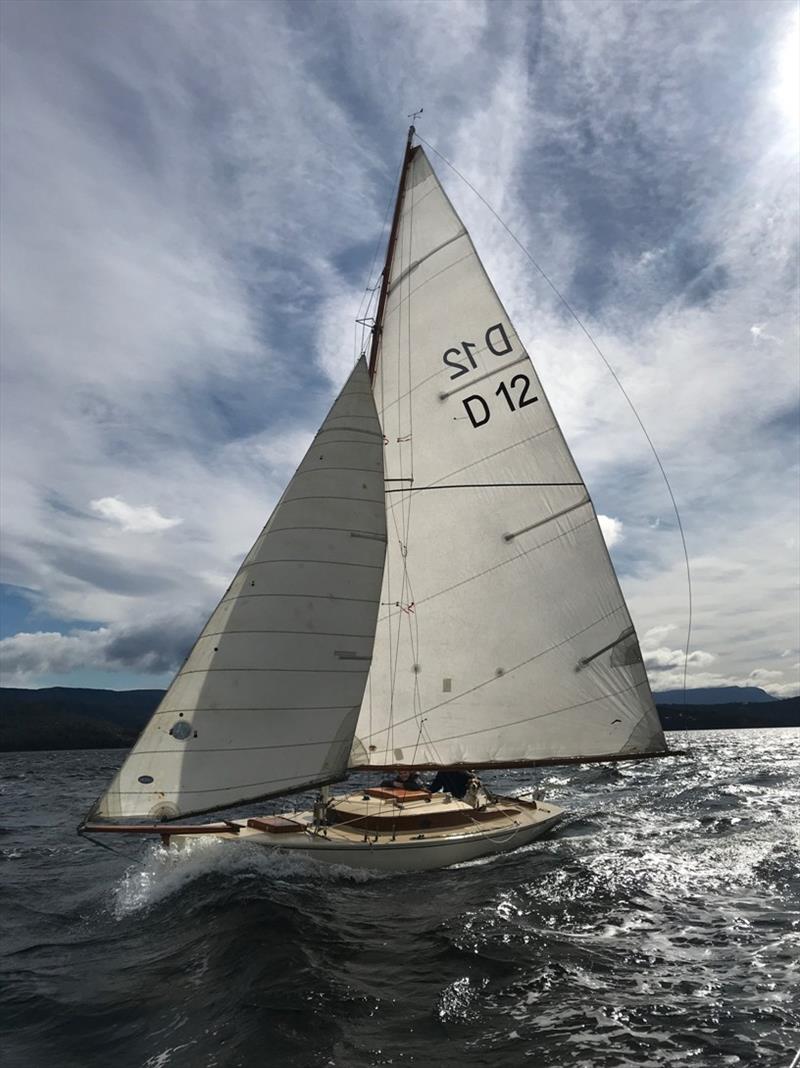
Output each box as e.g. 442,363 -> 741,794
1,687 -> 798,752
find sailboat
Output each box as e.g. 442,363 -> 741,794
81,127 -> 674,872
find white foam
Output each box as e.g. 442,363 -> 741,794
111,836 -> 384,917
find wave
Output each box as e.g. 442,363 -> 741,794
111,836 -> 386,919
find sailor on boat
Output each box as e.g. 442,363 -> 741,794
428,769 -> 474,800
381,767 -> 427,791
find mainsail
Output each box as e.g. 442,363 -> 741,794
91,358 -> 386,820
350,145 -> 666,770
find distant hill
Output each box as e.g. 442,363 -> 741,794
653,686 -> 774,704
1,687 -> 798,751
657,696 -> 799,731
0,687 -> 161,751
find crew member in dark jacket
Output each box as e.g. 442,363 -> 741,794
428,769 -> 473,799
381,768 -> 427,791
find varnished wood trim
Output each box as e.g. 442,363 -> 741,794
328,806 -> 520,833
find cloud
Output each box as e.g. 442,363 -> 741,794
642,623 -> 677,644
0,614 -> 200,686
750,322 -> 781,344
598,514 -> 624,549
90,497 -> 182,533
644,646 -> 716,672
773,5 -> 799,127
0,0 -> 797,699
640,626 -> 798,699
640,626 -> 716,675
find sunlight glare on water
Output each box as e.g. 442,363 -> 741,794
1,728 -> 798,1067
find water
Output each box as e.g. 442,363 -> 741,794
1,729 -> 798,1067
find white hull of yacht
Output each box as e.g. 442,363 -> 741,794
245,809 -> 561,871
174,792 -> 565,872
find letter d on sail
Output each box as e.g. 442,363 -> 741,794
463,395 -> 490,428
486,322 -> 513,357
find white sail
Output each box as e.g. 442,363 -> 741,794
94,358 -> 386,819
351,147 -> 666,770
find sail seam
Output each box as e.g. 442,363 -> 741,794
384,250 -> 474,317
387,229 -> 467,294
362,603 -> 628,737
324,405 -> 380,414
292,467 -> 385,475
238,559 -> 384,569
385,482 -> 584,493
364,679 -> 649,751
438,355 -> 529,399
317,426 -> 385,437
198,629 -> 376,639
176,667 -> 374,675
425,425 -> 565,487
305,438 -> 383,446
375,513 -> 599,622
109,770 -> 346,795
96,770 -> 352,817
263,525 -> 381,536
278,495 -> 384,504
376,363 -> 448,418
397,181 -> 438,215
421,681 -> 651,747
148,705 -> 358,713
221,593 -> 378,605
129,739 -> 350,755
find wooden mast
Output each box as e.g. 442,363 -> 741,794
367,125 -> 416,381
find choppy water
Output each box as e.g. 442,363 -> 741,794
1,729 -> 798,1068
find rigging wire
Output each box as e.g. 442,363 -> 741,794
78,829 -> 138,863
415,132 -> 694,706
351,150 -> 410,771
353,158 -> 406,363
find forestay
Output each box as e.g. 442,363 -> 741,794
92,358 -> 386,820
350,147 -> 666,770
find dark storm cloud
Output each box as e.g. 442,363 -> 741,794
0,611 -> 203,680
46,546 -> 177,597
104,616 -> 199,672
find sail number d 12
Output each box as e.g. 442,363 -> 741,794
442,322 -> 513,379
462,375 -> 538,428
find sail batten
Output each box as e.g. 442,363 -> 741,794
90,358 -> 386,822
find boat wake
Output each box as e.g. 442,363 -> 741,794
2,734 -> 798,1068
111,836 -> 386,918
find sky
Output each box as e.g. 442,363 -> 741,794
0,0 -> 798,698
